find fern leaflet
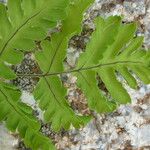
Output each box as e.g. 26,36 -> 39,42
76,16 -> 150,110
0,82 -> 55,150
34,0 -> 94,131
0,0 -> 69,79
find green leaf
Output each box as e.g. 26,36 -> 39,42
0,60 -> 16,79
0,82 -> 55,150
34,0 -> 93,131
35,0 -> 94,73
77,16 -> 122,67
76,70 -> 116,112
0,0 -> 149,149
34,76 -> 91,131
0,0 -> 69,79
76,16 -> 150,107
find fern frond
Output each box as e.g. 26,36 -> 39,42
0,82 -> 55,150
34,0 -> 94,131
1,0 -> 149,149
35,0 -> 94,73
34,75 -> 90,131
0,0 -> 69,79
76,16 -> 150,111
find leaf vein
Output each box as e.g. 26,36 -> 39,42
0,10 -> 42,56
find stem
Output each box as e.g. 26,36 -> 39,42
16,60 -> 142,78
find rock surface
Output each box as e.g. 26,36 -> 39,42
0,125 -> 18,150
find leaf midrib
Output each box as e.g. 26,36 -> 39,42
43,77 -> 87,125
0,87 -> 39,131
46,37 -> 65,74
17,60 -> 143,77
0,87 -> 52,147
44,77 -> 62,106
80,19 -> 121,68
0,10 -> 43,56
